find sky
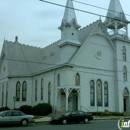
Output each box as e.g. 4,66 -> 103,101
0,0 -> 130,52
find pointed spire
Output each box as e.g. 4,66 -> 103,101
104,0 -> 129,24
59,0 -> 80,30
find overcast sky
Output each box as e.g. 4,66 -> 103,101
0,0 -> 130,52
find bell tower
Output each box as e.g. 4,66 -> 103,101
104,0 -> 130,39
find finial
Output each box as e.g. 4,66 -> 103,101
15,36 -> 18,41
14,36 -> 18,43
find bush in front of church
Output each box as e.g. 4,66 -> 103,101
19,105 -> 32,114
31,103 -> 52,116
0,107 -> 10,112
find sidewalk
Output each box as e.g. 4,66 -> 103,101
35,116 -> 130,123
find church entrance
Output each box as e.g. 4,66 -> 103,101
123,88 -> 129,112
124,98 -> 126,111
57,88 -> 80,111
68,90 -> 78,111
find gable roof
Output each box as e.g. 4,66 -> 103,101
78,20 -> 101,44
1,40 -> 61,77
69,20 -> 115,64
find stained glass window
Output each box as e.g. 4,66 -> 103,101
104,82 -> 108,107
97,80 -> 102,106
122,46 -> 126,61
75,73 -> 80,86
90,80 -> 95,106
41,79 -> 43,100
123,66 -> 127,81
16,82 -> 20,101
22,81 -> 27,101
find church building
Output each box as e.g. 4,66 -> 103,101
0,0 -> 130,112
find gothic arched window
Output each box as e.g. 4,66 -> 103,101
96,79 -> 102,106
16,82 -> 20,101
122,46 -> 126,61
35,80 -> 37,101
104,82 -> 108,107
6,83 -> 8,107
57,74 -> 60,86
22,81 -> 27,101
75,73 -> 80,86
41,78 -> 43,100
90,80 -> 95,106
123,66 -> 127,81
48,82 -> 51,104
2,84 -> 4,107
124,87 -> 129,96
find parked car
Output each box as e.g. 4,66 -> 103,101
0,110 -> 35,126
50,110 -> 93,124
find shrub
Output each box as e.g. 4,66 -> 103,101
19,105 -> 32,114
0,107 -> 10,112
101,112 -> 112,116
32,103 -> 52,116
91,112 -> 102,116
111,112 -> 124,116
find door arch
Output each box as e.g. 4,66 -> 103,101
123,87 -> 129,112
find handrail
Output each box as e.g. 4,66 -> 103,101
56,104 -> 66,111
80,106 -> 89,112
126,106 -> 130,112
68,105 -> 76,111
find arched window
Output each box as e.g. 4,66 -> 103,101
22,81 -> 27,101
122,46 -> 126,61
48,82 -> 51,104
96,79 -> 102,106
57,74 -> 60,86
90,80 -> 95,106
104,82 -> 108,107
35,80 -> 37,101
41,79 -> 43,100
2,84 -> 4,107
6,83 -> 8,107
123,66 -> 127,81
75,73 -> 80,86
124,87 -> 129,96
16,82 -> 20,101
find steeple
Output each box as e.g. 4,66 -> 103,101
104,0 -> 130,38
58,0 -> 81,47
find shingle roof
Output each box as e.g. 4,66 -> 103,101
2,40 -> 61,76
1,20 -> 100,77
78,20 -> 100,44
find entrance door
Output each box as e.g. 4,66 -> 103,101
124,98 -> 126,111
73,94 -> 78,110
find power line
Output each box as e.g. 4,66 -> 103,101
72,0 -> 130,17
39,0 -> 130,23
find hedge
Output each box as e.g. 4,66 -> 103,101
31,103 -> 52,116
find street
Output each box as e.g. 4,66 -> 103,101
0,120 -> 119,130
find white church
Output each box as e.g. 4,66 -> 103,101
0,0 -> 130,112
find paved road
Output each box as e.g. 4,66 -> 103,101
0,120 -> 119,130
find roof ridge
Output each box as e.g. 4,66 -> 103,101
43,39 -> 61,49
5,40 -> 42,49
79,20 -> 100,31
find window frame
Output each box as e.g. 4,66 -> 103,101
16,82 -> 21,101
35,80 -> 37,101
90,80 -> 95,106
75,73 -> 80,86
96,79 -> 102,106
22,81 -> 27,101
41,78 -> 43,100
104,82 -> 109,107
